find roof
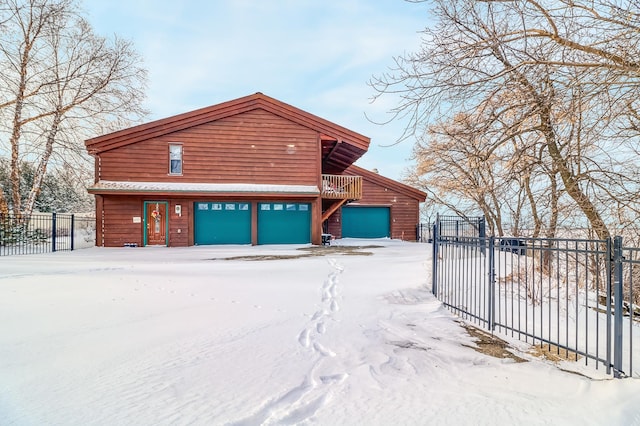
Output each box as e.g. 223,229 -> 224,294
345,165 -> 427,201
85,92 -> 370,171
88,180 -> 320,197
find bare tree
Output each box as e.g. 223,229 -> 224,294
408,111 -> 509,235
408,92 -> 565,238
0,0 -> 147,218
372,0 -> 640,240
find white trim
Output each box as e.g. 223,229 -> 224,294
88,180 -> 320,195
168,143 -> 183,176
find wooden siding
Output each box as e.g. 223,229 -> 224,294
98,195 -> 322,247
98,109 -> 320,186
102,196 -> 145,247
168,198 -> 191,247
326,177 -> 420,241
87,94 -> 378,247
101,196 -> 189,247
86,93 -> 370,160
95,195 -> 104,246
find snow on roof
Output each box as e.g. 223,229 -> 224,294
88,180 -> 320,194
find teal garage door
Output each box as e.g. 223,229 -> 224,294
258,202 -> 311,244
342,206 -> 390,238
194,202 -> 251,245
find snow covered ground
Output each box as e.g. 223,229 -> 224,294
1,239 -> 639,425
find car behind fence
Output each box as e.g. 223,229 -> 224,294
0,213 -> 95,256
430,217 -> 638,379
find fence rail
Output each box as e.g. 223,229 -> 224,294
0,213 -> 95,256
432,218 -> 639,378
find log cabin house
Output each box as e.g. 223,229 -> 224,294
84,93 -> 426,247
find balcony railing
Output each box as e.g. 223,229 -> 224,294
321,174 -> 362,200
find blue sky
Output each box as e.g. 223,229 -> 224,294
83,0 -> 429,181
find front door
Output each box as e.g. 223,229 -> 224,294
145,201 -> 168,246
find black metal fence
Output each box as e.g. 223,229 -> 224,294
417,215 -> 486,242
431,219 -> 638,378
416,223 -> 433,242
0,213 -> 95,256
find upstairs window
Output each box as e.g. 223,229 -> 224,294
169,144 -> 182,175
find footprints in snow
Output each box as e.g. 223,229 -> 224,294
233,259 -> 347,425
297,259 -> 342,355
313,342 -> 336,357
316,322 -> 326,334
298,328 -> 311,348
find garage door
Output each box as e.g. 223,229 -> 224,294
342,206 -> 390,238
194,202 -> 251,245
258,202 -> 311,244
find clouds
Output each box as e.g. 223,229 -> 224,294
84,0 -> 427,179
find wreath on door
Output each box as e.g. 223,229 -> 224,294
151,210 -> 160,221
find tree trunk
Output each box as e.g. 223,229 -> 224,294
0,191 -> 9,215
7,21 -> 37,221
9,95 -> 25,220
546,171 -> 559,239
540,107 -> 610,241
24,111 -> 63,218
524,174 -> 542,238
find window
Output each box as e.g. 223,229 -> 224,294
169,144 -> 182,175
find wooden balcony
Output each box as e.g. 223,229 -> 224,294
321,174 -> 362,200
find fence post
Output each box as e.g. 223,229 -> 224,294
605,238 -> 612,376
432,222 -> 439,296
613,236 -> 623,378
71,214 -> 75,251
51,212 -> 57,253
479,216 -> 486,255
488,236 -> 496,331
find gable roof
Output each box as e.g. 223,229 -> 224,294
345,165 -> 427,201
85,92 -> 370,170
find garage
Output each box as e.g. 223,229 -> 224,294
258,202 -> 311,244
194,202 -> 251,245
341,206 -> 390,238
